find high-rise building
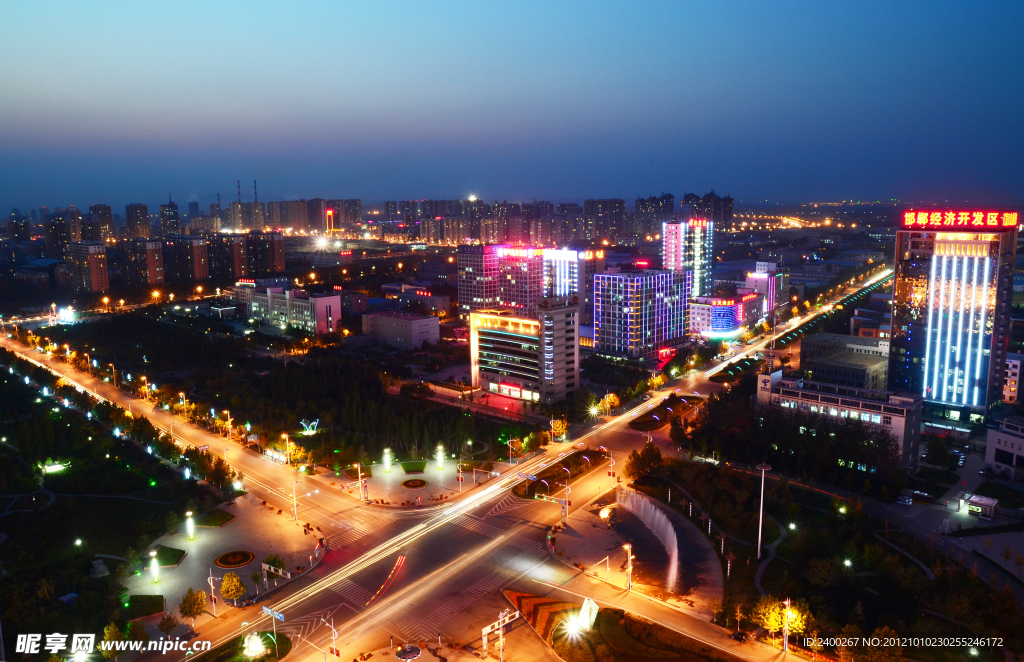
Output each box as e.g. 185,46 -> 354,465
457,245 -> 501,317
593,270 -> 689,358
662,218 -> 714,297
207,234 -> 249,279
227,202 -> 243,230
87,204 -> 114,241
188,201 -> 201,218
541,248 -> 605,325
163,236 -> 209,283
66,241 -> 109,293
344,199 -> 363,225
125,204 -> 150,239
497,246 -> 544,318
285,200 -> 308,230
6,209 -> 30,242
398,200 -> 418,224
159,197 -> 180,237
44,212 -> 71,258
745,262 -> 790,319
384,201 -> 399,222
209,201 -> 222,228
470,296 -> 580,405
243,201 -> 266,229
266,201 -> 283,228
307,198 -> 327,232
245,231 -> 285,276
583,199 -> 625,238
124,239 -> 165,287
889,210 -> 1020,428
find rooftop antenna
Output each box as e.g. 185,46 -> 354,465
254,180 -> 258,203
217,192 -> 221,207
237,180 -> 241,204
168,192 -> 172,204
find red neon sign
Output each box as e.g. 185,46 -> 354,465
902,210 -> 1018,230
689,218 -> 709,228
658,347 -> 676,359
635,259 -> 650,267
499,383 -> 522,398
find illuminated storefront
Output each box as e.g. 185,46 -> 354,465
889,210 -> 1019,429
688,293 -> 764,339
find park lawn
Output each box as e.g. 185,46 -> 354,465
973,481 -> 1024,510
155,545 -> 186,566
195,508 -> 236,527
126,594 -> 164,620
194,632 -> 292,662
401,460 -> 427,473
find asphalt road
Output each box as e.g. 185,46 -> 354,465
0,269 -> 891,660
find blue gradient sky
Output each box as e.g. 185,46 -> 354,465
1,1 -> 1022,213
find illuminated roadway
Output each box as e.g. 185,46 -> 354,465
0,268 -> 891,660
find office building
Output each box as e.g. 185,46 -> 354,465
362,311 -> 439,349
86,204 -> 114,241
803,351 -> 889,390
470,296 -> 579,404
1004,353 -> 1023,405
164,236 -> 209,283
745,262 -> 790,318
889,209 -> 1019,430
688,294 -> 763,339
593,270 -> 689,358
457,245 -> 501,317
66,242 -> 109,293
124,239 -> 165,287
126,204 -> 150,239
756,371 -> 923,469
207,234 -> 248,279
985,416 -> 1024,480
159,197 -> 180,237
245,231 -> 285,276
801,333 -> 889,362
663,218 -> 714,297
541,248 -> 605,325
244,287 -> 341,335
850,293 -> 893,338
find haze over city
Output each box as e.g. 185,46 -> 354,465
2,1 -> 1023,211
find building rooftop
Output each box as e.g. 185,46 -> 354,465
366,311 -> 435,321
774,374 -> 920,406
806,350 -> 889,370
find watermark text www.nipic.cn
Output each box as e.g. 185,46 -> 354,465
16,634 -> 214,655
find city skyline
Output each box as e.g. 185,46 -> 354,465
2,2 -> 1023,213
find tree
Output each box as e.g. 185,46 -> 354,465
751,595 -> 784,645
178,588 -> 207,628
550,419 -> 569,440
157,615 -> 180,640
835,624 -> 863,662
125,622 -> 149,643
251,570 -> 264,593
264,553 -> 285,570
807,630 -> 823,660
1002,546 -> 1013,568
573,386 -> 598,420
863,626 -> 902,662
124,547 -> 140,575
1014,554 -> 1024,578
925,436 -> 950,468
733,603 -> 745,632
623,442 -> 664,480
709,597 -> 723,623
100,623 -> 124,662
601,393 -> 620,413
221,572 -> 247,606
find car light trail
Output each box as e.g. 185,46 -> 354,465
365,555 -> 406,607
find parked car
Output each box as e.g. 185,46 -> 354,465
896,496 -> 913,506
731,632 -> 749,643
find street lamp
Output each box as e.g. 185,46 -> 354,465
149,550 -> 159,583
624,544 -> 634,591
599,445 -> 615,487
320,617 -> 337,658
383,447 -> 392,473
756,463 -> 771,560
186,511 -> 194,540
436,443 -> 444,470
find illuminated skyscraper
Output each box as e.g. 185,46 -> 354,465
889,210 -> 1019,428
160,196 -> 180,237
663,218 -> 714,297
593,270 -> 690,359
126,203 -> 150,239
541,249 -> 605,325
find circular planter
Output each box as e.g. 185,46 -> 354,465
401,479 -> 428,489
214,550 -> 255,568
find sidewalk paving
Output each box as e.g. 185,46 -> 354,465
549,485 -> 723,619
125,493 -> 323,639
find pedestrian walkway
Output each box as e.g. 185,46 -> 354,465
754,515 -> 786,595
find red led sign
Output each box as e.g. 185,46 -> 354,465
902,210 -> 1018,230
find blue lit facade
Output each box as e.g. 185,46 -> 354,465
593,270 -> 690,358
889,219 -> 1017,428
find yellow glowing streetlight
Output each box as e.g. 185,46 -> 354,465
151,290 -> 161,300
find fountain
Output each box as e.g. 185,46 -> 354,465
616,487 -> 678,590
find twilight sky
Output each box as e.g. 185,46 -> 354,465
1,1 -> 1022,213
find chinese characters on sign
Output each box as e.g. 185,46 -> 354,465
902,210 -> 1018,230
16,633 -> 95,655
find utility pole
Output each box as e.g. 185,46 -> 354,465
624,544 -> 634,591
756,462 -> 771,559
782,598 -> 791,653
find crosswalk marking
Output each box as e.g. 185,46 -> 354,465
327,577 -> 374,606
383,550 -> 546,640
484,493 -> 534,519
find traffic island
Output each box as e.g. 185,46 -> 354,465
193,631 -> 292,662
